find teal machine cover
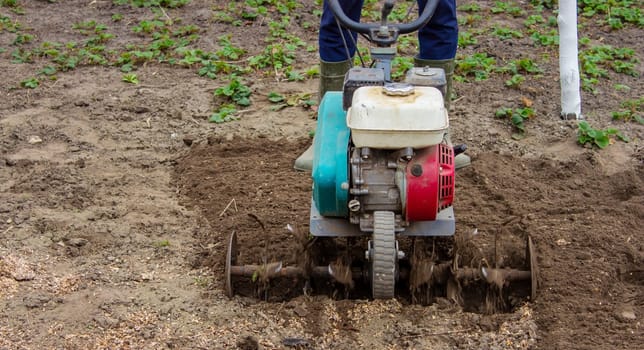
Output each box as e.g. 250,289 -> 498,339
312,91 -> 350,218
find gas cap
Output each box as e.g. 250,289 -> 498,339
382,83 -> 414,96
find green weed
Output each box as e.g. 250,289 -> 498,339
267,92 -> 284,103
504,74 -> 525,88
500,58 -> 542,75
1,15 -> 22,32
579,0 -> 643,29
1,0 -> 18,7
173,24 -> 199,37
490,1 -> 525,17
1,0 -> 24,14
122,73 -> 139,84
11,48 -> 33,63
492,26 -> 523,40
579,45 -> 639,91
38,65 -> 57,77
216,35 -> 245,60
72,20 -> 108,35
20,77 -> 39,89
458,3 -> 481,12
113,0 -> 190,8
214,76 -> 251,107
458,31 -> 478,48
12,33 -> 33,45
530,30 -> 558,46
391,56 -> 414,80
193,276 -> 210,287
530,0 -> 555,9
495,107 -> 535,133
524,14 -> 545,27
248,43 -> 296,75
455,53 -> 497,81
155,239 -> 170,247
612,97 -> 644,123
133,20 -> 165,34
577,121 -> 629,149
209,104 -> 238,123
268,92 -> 315,111
458,14 -> 483,26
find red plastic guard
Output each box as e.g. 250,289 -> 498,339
405,144 -> 455,221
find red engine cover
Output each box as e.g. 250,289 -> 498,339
405,144 -> 455,221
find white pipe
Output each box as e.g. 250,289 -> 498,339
558,0 -> 582,119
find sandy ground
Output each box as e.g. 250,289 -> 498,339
1,1 -> 642,349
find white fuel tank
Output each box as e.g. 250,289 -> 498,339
346,84 -> 448,149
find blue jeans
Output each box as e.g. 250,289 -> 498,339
319,0 -> 458,62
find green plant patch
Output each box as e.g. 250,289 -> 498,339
524,14 -> 545,27
20,77 -> 39,89
216,35 -> 245,60
209,104 -> 238,123
133,20 -> 166,35
492,26 -> 524,40
455,53 -> 497,81
530,29 -> 558,46
577,121 -> 629,149
504,74 -> 525,88
11,48 -> 33,63
1,14 -> 22,32
495,107 -> 535,133
248,43 -> 296,75
579,45 -> 639,91
458,31 -> 478,48
579,0 -> 643,29
214,76 -> 251,107
490,1 -> 525,17
12,33 -> 33,45
612,97 -> 644,124
391,56 -> 413,80
530,0 -> 555,9
113,0 -> 190,8
268,92 -> 315,111
122,73 -> 139,84
458,3 -> 481,12
500,58 -> 543,75
1,0 -> 24,14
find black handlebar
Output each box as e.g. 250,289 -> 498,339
327,0 -> 438,35
381,0 -> 395,27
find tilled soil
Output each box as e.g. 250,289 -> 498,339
1,1 -> 643,349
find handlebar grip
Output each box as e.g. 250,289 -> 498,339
381,0 -> 394,26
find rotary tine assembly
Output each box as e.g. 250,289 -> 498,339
409,235 -> 537,312
225,229 -> 333,300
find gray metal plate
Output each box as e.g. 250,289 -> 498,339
310,199 -> 455,237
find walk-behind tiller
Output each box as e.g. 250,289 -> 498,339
225,0 -> 537,311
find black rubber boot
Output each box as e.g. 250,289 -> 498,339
294,59 -> 352,172
414,57 -> 455,109
318,59 -> 352,102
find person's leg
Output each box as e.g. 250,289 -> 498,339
319,0 -> 364,63
318,0 -> 363,98
416,0 -> 458,61
415,0 -> 457,108
295,0 -> 363,172
415,0 -> 469,169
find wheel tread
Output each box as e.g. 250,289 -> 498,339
372,211 -> 396,299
